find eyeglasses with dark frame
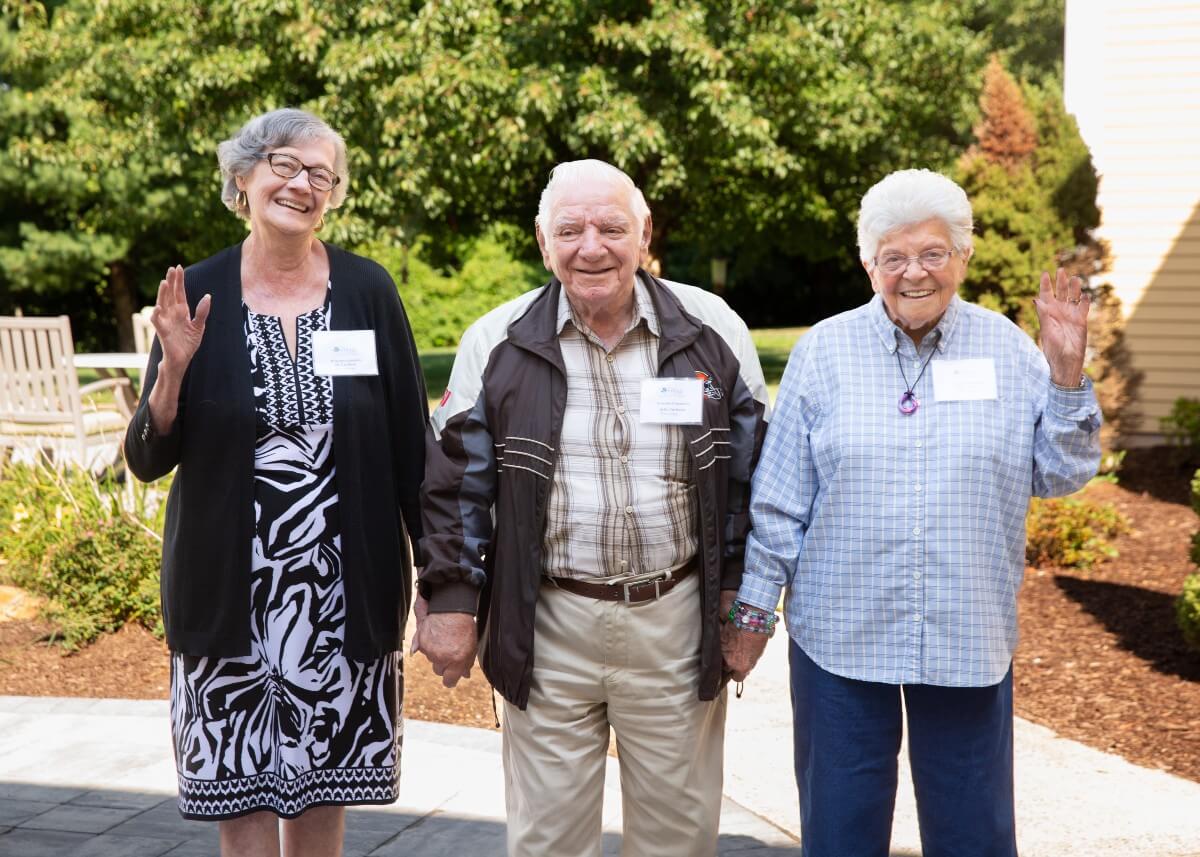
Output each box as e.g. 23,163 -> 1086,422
254,152 -> 340,192
873,248 -> 956,276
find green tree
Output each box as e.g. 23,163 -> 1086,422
957,56 -> 1098,332
0,0 -> 358,348
3,0 -> 996,344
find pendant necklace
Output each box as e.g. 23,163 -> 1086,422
895,331 -> 941,415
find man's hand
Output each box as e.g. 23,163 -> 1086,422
411,594 -> 478,688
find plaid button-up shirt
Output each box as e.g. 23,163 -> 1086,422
738,295 -> 1101,687
542,279 -> 698,580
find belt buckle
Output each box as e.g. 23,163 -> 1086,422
618,569 -> 672,604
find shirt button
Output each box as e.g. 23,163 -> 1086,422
616,405 -> 626,415
912,527 -> 921,535
915,440 -> 923,448
607,355 -> 614,364
914,571 -> 922,580
914,614 -> 923,623
624,505 -> 633,514
914,484 -> 922,492
620,455 -> 629,464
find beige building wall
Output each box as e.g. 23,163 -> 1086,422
1065,0 -> 1200,442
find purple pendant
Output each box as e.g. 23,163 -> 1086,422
898,391 -> 919,415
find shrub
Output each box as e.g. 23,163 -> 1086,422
1025,495 -> 1130,569
38,517 -> 163,648
1192,468 -> 1200,568
364,224 -> 544,350
1162,398 -> 1200,449
1179,574 -> 1200,653
0,457 -> 167,649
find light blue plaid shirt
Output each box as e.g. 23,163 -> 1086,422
738,295 -> 1101,687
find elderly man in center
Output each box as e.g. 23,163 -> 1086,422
414,159 -> 769,856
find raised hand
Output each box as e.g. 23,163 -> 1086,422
1033,268 -> 1089,387
411,594 -> 478,688
151,265 -> 211,375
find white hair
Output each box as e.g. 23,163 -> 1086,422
217,108 -> 349,219
857,169 -> 974,264
535,159 -> 651,245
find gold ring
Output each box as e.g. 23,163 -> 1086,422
1068,298 -> 1081,304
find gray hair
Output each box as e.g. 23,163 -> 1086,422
536,159 -> 651,245
217,108 -> 349,219
857,169 -> 974,264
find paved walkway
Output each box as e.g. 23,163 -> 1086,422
1,636 -> 1198,856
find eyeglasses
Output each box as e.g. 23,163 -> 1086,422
874,248 -> 955,275
255,152 -> 340,192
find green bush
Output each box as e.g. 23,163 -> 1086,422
364,224 -> 545,350
0,458 -> 167,649
38,518 -> 163,648
1178,574 -> 1200,653
1162,398 -> 1200,448
1025,495 -> 1130,569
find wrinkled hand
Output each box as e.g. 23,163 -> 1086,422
152,265 -> 211,375
1033,268 -> 1089,387
719,591 -> 769,681
721,624 -> 769,681
410,594 -> 478,688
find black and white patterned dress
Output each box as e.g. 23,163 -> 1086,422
170,288 -> 403,819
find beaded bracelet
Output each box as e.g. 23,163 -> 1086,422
728,600 -> 777,636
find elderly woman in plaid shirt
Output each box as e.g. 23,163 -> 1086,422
724,169 -> 1101,857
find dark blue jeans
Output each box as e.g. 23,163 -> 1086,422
789,640 -> 1017,857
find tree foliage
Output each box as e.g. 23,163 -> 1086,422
957,56 -> 1098,332
0,0 -> 1069,345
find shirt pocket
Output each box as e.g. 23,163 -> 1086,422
938,396 -> 1010,471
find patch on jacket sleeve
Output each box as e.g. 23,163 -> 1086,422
694,371 -> 724,401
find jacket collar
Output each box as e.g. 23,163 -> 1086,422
508,268 -> 704,369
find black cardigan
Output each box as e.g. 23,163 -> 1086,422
124,242 -> 427,661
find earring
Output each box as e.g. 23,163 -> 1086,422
235,189 -> 248,212
315,213 -> 325,232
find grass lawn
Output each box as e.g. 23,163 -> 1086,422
418,327 -> 808,408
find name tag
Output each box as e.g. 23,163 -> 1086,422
640,377 -> 703,425
313,330 -> 379,376
932,358 -> 997,402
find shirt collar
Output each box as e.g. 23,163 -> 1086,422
556,277 -> 660,339
869,292 -> 961,354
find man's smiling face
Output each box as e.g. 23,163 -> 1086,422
537,174 -> 651,315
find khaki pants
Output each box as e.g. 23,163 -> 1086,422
502,571 -> 726,857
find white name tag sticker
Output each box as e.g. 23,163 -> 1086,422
313,330 -> 379,376
932,358 -> 997,402
640,377 -> 703,425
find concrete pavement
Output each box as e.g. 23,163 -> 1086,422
1,634 -> 1199,855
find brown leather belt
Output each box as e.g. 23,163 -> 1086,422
546,561 -> 696,604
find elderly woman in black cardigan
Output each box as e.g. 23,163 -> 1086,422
124,108 -> 427,857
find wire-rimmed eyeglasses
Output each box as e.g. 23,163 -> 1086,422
254,152 -> 340,192
873,248 -> 955,275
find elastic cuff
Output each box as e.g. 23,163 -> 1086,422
426,581 -> 480,615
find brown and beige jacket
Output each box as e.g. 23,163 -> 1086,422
419,271 -> 769,709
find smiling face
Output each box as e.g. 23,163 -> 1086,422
536,174 -> 651,317
865,218 -> 969,344
236,137 -> 336,238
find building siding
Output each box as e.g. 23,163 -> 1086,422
1066,0 -> 1200,439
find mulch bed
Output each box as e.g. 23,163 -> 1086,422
1,450 -> 1197,780
1015,477 -> 1200,780
0,620 -> 500,729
